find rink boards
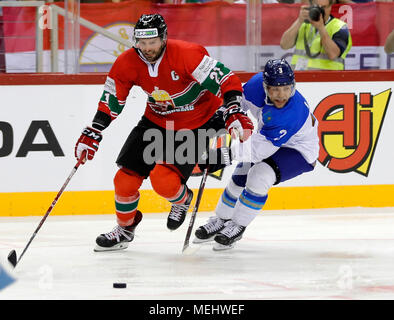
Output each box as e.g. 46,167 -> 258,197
0,71 -> 393,216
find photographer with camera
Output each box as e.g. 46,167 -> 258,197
280,0 -> 352,70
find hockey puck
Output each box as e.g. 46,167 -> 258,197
113,282 -> 127,288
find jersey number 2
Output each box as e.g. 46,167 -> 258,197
274,129 -> 287,141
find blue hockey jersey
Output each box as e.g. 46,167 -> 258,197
236,72 -> 319,164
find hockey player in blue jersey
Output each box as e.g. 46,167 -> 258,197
193,59 -> 320,250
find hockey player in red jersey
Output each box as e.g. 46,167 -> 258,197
74,13 -> 254,252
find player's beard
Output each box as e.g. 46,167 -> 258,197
272,98 -> 289,109
142,43 -> 166,63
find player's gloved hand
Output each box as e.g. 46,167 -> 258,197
208,107 -> 226,132
74,127 -> 103,163
223,97 -> 254,142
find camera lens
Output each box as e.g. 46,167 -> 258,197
308,5 -> 323,22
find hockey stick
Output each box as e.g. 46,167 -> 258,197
182,167 -> 209,254
7,151 -> 86,268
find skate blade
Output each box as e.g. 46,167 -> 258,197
213,242 -> 235,251
192,236 -> 215,244
94,242 -> 129,252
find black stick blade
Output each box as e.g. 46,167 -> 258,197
7,250 -> 17,268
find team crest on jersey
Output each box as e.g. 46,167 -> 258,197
148,87 -> 195,115
263,111 -> 272,123
149,87 -> 177,113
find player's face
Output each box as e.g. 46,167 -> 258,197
267,85 -> 293,109
136,37 -> 165,63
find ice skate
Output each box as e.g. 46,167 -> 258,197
94,210 -> 142,252
167,189 -> 193,231
213,220 -> 245,251
193,216 -> 228,244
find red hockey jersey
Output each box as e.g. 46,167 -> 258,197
97,39 -> 242,130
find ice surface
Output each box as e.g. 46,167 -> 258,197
1,207 -> 394,300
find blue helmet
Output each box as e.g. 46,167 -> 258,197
263,59 -> 295,87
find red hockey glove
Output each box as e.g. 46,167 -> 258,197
223,97 -> 254,142
75,127 -> 103,163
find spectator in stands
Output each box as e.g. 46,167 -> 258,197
280,0 -> 352,70
385,29 -> 394,54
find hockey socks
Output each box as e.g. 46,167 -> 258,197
113,168 -> 143,227
167,184 -> 189,205
213,189 -> 267,250
115,193 -> 140,226
232,188 -> 268,226
215,179 -> 243,220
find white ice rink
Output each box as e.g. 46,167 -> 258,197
1,207 -> 394,300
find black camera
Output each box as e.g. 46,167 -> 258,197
308,5 -> 325,22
